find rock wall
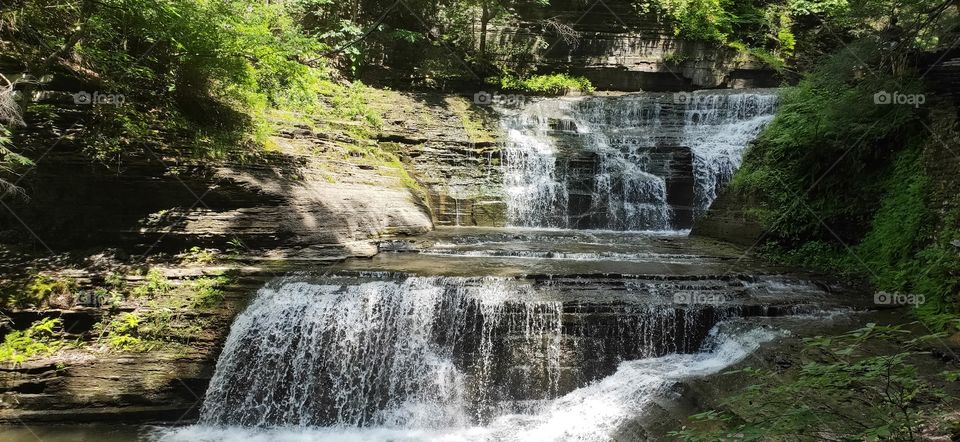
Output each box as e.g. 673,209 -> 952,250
487,0 -> 780,91
689,188 -> 765,247
371,92 -> 507,227
0,265 -> 270,424
0,90 -> 517,255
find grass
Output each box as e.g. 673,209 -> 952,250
1,273 -> 76,309
494,73 -> 595,95
444,96 -> 497,145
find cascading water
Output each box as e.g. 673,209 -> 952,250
153,273 -> 812,442
198,277 -> 565,428
681,93 -> 778,218
145,88 -> 851,442
193,276 -> 744,428
499,90 -> 777,230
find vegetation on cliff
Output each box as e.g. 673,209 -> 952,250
677,0 -> 960,438
729,7 -> 959,328
673,323 -> 960,440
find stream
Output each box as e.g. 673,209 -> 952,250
0,90 -> 865,441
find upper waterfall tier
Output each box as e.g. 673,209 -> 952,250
499,90 -> 778,231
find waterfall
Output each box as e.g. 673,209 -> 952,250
500,90 -> 777,230
186,276 -> 753,431
681,93 -> 778,218
142,88 -> 828,442
153,305 -> 780,442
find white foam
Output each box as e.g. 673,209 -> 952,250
499,92 -> 777,230
149,323 -> 779,442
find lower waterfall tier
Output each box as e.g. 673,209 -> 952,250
191,274 -> 834,430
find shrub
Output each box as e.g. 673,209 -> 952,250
671,324 -> 953,440
0,317 -> 63,365
104,313 -> 143,351
495,74 -> 595,95
190,276 -> 228,309
132,269 -> 171,298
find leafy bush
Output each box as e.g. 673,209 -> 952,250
131,269 -> 171,298
2,0 -> 339,165
733,41 -> 959,327
102,312 -> 143,351
671,324 -> 955,440
495,74 -> 595,95
0,317 -> 63,365
190,276 -> 228,309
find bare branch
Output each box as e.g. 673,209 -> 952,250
542,17 -> 580,49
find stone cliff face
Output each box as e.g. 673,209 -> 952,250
0,90 -> 514,255
487,0 -> 780,91
0,263 -> 278,424
371,92 -> 507,227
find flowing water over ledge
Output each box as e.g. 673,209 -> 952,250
0,90 -> 871,441
138,226 -> 862,442
500,90 -> 777,230
139,90 -> 858,442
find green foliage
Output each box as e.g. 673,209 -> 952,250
26,274 -> 74,306
320,81 -> 383,136
181,247 -> 217,264
131,269 -> 171,298
190,276 -> 228,309
732,42 -> 923,241
2,0 -> 337,164
0,318 -> 64,365
642,0 -> 958,71
733,39 -> 960,327
91,288 -> 125,310
495,74 -> 595,95
103,312 -> 143,351
671,324 -> 954,441
1,273 -> 76,308
655,0 -> 732,42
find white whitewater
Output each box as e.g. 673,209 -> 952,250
149,91 -> 784,442
681,93 -> 778,218
196,277 -> 563,428
499,91 -> 777,229
151,278 -> 781,442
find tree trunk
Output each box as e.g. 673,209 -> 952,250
479,0 -> 490,56
18,0 -> 96,120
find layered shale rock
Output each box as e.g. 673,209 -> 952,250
487,0 -> 780,91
